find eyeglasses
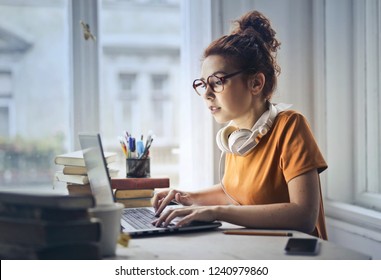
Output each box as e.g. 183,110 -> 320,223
192,69 -> 246,96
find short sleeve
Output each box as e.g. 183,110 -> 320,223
278,112 -> 327,182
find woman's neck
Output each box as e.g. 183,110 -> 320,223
233,100 -> 269,129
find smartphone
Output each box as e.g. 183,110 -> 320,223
284,238 -> 319,255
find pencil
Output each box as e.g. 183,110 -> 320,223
119,138 -> 128,158
223,230 -> 293,237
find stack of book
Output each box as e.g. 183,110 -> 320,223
54,150 -> 118,195
111,178 -> 170,208
0,192 -> 101,259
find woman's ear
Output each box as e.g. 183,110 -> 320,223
248,73 -> 265,96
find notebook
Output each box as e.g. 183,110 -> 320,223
78,133 -> 222,237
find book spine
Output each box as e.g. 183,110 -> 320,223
67,184 -> 92,195
115,198 -> 152,208
54,151 -> 117,167
63,166 -> 118,175
62,166 -> 88,175
54,158 -> 85,167
0,192 -> 95,209
0,242 -> 101,260
114,189 -> 153,199
0,217 -> 101,246
111,178 -> 169,190
55,171 -> 89,185
0,204 -> 90,221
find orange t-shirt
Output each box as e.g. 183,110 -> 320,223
223,110 -> 328,239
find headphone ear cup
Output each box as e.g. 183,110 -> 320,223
228,129 -> 252,154
216,126 -> 238,153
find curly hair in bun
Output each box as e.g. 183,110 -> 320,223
203,10 -> 281,99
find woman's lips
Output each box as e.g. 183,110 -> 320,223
209,106 -> 221,114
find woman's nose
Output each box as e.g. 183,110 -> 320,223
202,86 -> 215,100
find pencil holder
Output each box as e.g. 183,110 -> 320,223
126,157 -> 150,178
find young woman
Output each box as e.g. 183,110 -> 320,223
152,10 -> 328,240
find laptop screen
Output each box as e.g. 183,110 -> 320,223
79,134 -> 115,206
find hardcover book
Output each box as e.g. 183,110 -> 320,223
54,150 -> 117,167
115,197 -> 152,208
0,192 -> 95,210
66,183 -> 92,195
55,171 -> 89,185
0,217 -> 101,246
62,166 -> 119,176
0,242 -> 101,260
0,191 -> 101,260
114,189 -> 154,199
111,177 -> 169,190
62,165 -> 87,175
0,203 -> 91,221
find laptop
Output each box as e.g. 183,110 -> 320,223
78,133 -> 222,237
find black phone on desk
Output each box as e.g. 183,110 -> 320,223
284,238 -> 319,255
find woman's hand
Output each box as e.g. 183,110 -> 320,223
152,188 -> 194,216
153,205 -> 219,228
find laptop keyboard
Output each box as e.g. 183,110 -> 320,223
122,208 -> 157,230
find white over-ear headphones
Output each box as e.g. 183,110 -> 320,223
216,102 -> 292,156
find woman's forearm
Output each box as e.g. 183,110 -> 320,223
213,203 -> 317,234
190,184 -> 232,206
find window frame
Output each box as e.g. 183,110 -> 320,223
353,0 -> 381,210
71,0 -> 100,150
322,0 -> 381,232
178,0 -> 216,188
0,70 -> 14,137
0,99 -> 14,137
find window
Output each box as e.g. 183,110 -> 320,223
0,106 -> 10,137
100,0 -> 181,186
117,72 -> 139,136
119,73 -> 137,98
0,71 -> 12,137
0,71 -> 12,97
0,0 -> 70,189
151,73 -> 171,138
325,0 -> 381,216
353,0 -> 381,211
0,0 -> 184,191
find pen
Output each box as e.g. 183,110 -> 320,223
140,137 -> 153,159
118,137 -> 128,158
131,137 -> 136,158
223,230 -> 293,237
128,136 -> 136,158
137,139 -> 144,158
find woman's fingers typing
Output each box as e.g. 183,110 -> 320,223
153,206 -> 217,228
153,189 -> 179,216
153,207 -> 187,228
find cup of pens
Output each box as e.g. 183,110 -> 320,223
119,132 -> 153,178
126,157 -> 150,178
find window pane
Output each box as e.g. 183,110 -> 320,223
100,0 -> 181,185
349,0 -> 381,210
0,0 -> 70,190
0,71 -> 12,96
365,0 -> 381,195
0,106 -> 10,136
151,73 -> 170,137
119,73 -> 137,95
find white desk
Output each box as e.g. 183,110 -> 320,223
114,223 -> 370,260
0,187 -> 370,260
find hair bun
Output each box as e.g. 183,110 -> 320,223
231,10 -> 280,53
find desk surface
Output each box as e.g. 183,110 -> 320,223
1,187 -> 369,260
114,223 -> 370,260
